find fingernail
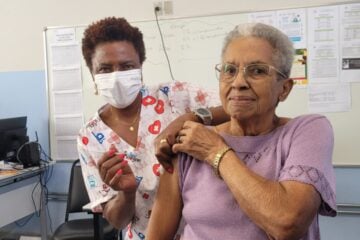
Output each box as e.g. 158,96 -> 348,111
108,149 -> 116,157
116,169 -> 123,175
166,167 -> 174,174
118,153 -> 126,160
121,160 -> 128,166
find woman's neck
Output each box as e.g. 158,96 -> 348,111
227,115 -> 280,136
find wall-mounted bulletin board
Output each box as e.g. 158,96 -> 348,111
44,2 -> 360,166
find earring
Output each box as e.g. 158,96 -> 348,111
94,83 -> 98,95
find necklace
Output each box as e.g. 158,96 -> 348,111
111,107 -> 141,132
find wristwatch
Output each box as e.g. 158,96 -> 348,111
193,107 -> 213,125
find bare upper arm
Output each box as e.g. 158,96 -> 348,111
147,157 -> 182,240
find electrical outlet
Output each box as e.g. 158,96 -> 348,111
153,1 -> 163,16
163,1 -> 173,15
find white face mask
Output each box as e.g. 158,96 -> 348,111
94,69 -> 142,109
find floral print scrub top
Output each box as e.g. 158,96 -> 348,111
77,81 -> 220,240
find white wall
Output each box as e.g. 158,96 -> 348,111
0,0 -> 355,72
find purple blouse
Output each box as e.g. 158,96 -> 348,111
179,114 -> 336,240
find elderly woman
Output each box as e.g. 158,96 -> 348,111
77,17 -> 228,240
147,23 -> 336,240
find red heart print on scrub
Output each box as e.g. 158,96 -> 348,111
127,225 -> 133,238
152,163 -> 161,176
154,99 -> 164,114
148,120 -> 161,134
82,136 -> 89,145
142,95 -> 156,106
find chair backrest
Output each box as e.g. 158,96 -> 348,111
65,159 -> 91,221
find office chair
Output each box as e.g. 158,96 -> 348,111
52,159 -> 118,240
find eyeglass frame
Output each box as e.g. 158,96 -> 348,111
214,62 -> 288,83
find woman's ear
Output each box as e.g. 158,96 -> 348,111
91,74 -> 98,95
278,78 -> 294,102
140,69 -> 144,84
94,83 -> 98,95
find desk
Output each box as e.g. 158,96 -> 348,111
0,164 -> 50,239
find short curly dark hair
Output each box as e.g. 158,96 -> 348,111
82,17 -> 146,72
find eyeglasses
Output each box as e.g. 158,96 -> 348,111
215,63 -> 287,83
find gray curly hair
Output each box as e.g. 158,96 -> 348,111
221,23 -> 294,79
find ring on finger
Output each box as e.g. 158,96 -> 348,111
175,135 -> 182,144
160,138 -> 167,144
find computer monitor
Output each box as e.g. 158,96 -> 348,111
0,116 -> 28,162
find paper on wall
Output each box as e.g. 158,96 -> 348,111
307,6 -> 340,83
51,43 -> 81,68
55,136 -> 78,160
340,3 -> 360,83
308,83 -> 351,113
247,11 -> 278,27
277,8 -> 307,49
53,28 -> 76,44
52,66 -> 82,91
54,115 -> 83,136
53,90 -> 83,115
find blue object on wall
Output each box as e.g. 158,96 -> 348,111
0,70 -> 49,156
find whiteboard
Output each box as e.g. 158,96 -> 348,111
44,4 -> 360,165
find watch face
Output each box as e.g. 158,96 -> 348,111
194,108 -> 212,125
197,108 -> 209,115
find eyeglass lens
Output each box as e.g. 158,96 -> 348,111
217,63 -> 272,81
